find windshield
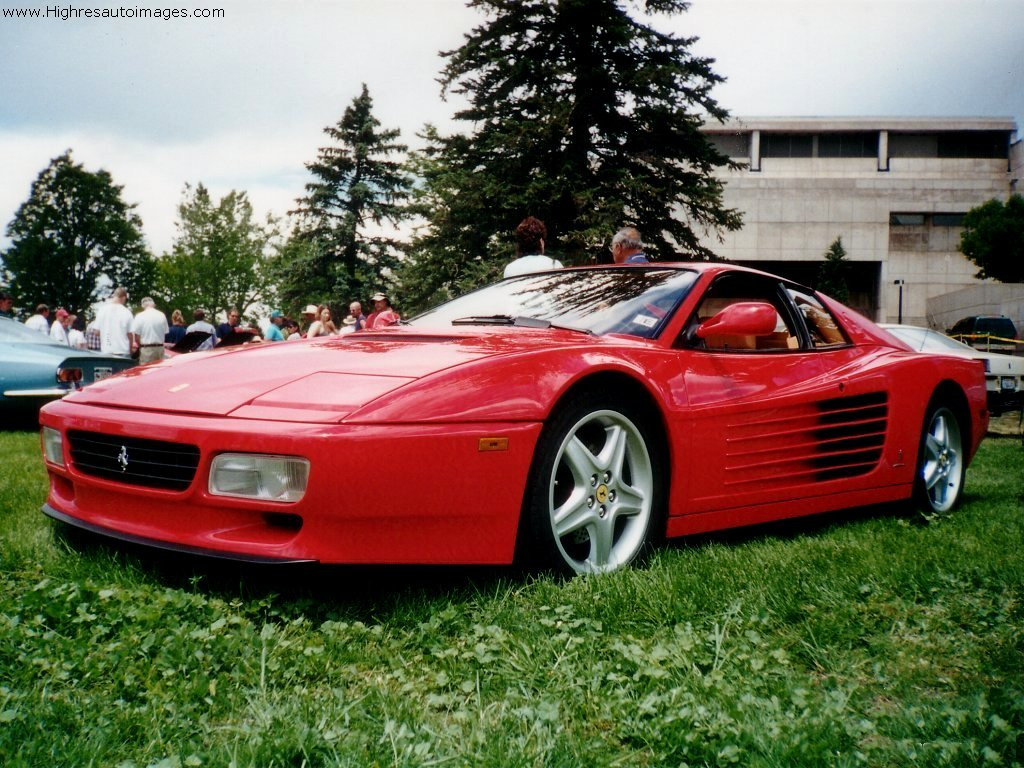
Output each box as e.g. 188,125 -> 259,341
410,268 -> 699,339
0,316 -> 64,344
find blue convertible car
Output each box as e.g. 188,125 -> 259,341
0,316 -> 136,425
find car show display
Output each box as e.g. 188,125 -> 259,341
39,264 -> 989,574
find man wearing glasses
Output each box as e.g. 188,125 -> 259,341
610,227 -> 649,264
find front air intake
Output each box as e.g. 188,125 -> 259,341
67,430 -> 200,491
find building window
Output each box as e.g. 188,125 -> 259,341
889,131 -> 1009,159
937,131 -> 1008,159
762,133 -> 813,158
932,213 -> 965,227
890,212 -> 965,228
817,132 -> 877,158
709,133 -> 749,159
888,133 -> 937,158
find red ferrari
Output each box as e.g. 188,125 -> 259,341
39,264 -> 988,575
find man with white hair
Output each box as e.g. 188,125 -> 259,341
610,226 -> 649,264
131,296 -> 169,364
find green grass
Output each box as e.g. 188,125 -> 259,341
1,429 -> 1022,767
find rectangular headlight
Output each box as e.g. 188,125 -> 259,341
41,427 -> 65,467
209,453 -> 309,503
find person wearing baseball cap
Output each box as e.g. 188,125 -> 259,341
365,292 -> 400,330
49,307 -> 71,345
264,310 -> 286,342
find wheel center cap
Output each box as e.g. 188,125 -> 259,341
595,484 -> 609,504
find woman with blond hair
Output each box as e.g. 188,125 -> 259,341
306,306 -> 337,338
165,309 -> 188,344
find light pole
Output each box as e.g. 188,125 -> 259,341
893,279 -> 905,324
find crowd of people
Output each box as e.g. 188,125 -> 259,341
0,284 -> 406,364
1,220 -> 649,364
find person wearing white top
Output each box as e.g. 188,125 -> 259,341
503,216 -> 563,278
95,287 -> 134,357
67,315 -> 87,349
24,304 -> 50,334
131,297 -> 170,364
48,308 -> 71,345
186,309 -> 217,351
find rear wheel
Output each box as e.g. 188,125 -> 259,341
914,404 -> 965,514
521,393 -> 664,575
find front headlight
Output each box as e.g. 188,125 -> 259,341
41,427 -> 65,467
209,453 -> 310,503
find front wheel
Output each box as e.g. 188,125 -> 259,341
521,394 -> 664,575
914,404 -> 965,514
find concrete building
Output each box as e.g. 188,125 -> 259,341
699,117 -> 1022,327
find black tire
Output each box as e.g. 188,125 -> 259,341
913,402 -> 966,514
520,391 -> 665,575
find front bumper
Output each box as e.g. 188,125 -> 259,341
39,400 -> 542,565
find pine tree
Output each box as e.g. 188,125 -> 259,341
289,84 -> 411,306
816,236 -> 851,304
397,0 -> 741,312
1,150 -> 154,315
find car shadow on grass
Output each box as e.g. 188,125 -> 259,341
50,492 -> 980,620
51,520 -> 519,618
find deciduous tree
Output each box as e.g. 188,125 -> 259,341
0,150 -> 154,315
959,194 -> 1024,283
154,183 -> 279,322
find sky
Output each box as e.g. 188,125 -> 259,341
0,0 -> 1021,257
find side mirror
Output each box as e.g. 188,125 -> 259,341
697,302 -> 779,339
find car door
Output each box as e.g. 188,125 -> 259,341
669,273 -> 892,517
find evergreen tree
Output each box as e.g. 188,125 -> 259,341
816,236 -> 851,304
289,84 -> 411,305
959,194 -> 1024,283
0,150 -> 154,315
154,183 -> 279,322
398,0 -> 741,312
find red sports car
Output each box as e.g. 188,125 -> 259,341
38,264 -> 988,575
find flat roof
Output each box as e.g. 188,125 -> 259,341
703,116 -> 1018,133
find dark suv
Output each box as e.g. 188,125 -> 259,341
947,315 -> 1020,355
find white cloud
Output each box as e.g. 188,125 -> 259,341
1,0 -> 1020,263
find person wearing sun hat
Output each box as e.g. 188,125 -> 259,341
300,304 -> 319,335
365,292 -> 400,329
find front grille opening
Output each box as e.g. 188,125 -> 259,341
67,430 -> 200,491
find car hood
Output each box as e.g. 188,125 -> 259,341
62,327 -> 605,420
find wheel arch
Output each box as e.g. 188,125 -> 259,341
927,379 -> 973,456
512,369 -> 674,569
549,370 -> 672,466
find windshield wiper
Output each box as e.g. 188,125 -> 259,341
452,314 -> 516,326
451,315 -> 592,335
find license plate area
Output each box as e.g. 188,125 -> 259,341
94,367 -> 114,381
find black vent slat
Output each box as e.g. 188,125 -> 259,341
67,430 -> 200,491
724,392 -> 890,488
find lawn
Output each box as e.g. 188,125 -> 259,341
1,429 -> 1021,767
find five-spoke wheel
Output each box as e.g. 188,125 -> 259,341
915,404 -> 965,514
522,395 -> 663,575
